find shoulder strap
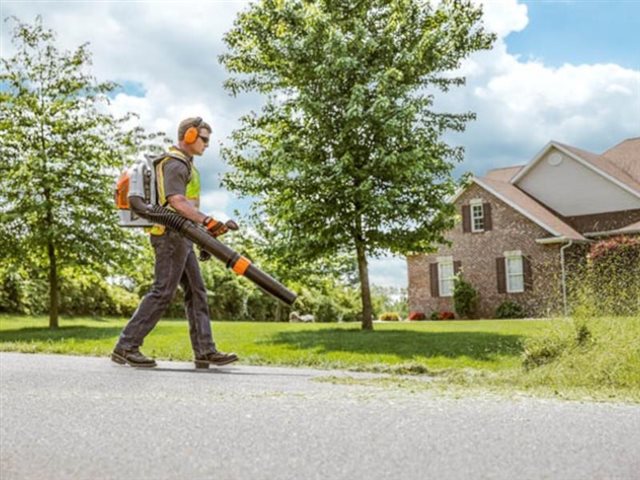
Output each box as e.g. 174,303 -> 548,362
164,153 -> 192,172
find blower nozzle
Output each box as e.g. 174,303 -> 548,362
128,196 -> 297,306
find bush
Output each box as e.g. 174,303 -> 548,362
582,236 -> 640,316
314,297 -> 343,322
438,311 -> 455,320
495,300 -> 526,319
0,267 -> 48,315
453,275 -> 479,318
379,311 -> 400,321
430,311 -> 440,320
59,271 -> 140,317
408,311 -> 426,321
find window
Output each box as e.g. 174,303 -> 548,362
471,203 -> 484,232
505,252 -> 524,293
438,259 -> 455,297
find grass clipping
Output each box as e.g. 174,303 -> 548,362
519,239 -> 639,398
520,316 -> 640,394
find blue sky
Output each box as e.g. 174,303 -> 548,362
508,0 -> 640,69
1,0 -> 639,289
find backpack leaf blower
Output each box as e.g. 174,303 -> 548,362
116,155 -> 297,306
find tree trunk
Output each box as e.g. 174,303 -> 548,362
355,240 -> 373,331
44,188 -> 59,329
48,237 -> 59,328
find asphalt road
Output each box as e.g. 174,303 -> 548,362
1,352 -> 639,480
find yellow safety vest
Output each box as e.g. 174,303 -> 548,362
149,147 -> 201,236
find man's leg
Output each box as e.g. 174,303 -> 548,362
115,231 -> 190,356
180,248 -> 217,357
180,250 -> 238,367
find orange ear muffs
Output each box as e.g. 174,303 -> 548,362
183,117 -> 203,144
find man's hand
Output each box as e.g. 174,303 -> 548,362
202,216 -> 239,238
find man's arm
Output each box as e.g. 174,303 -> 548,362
167,194 -> 237,237
167,194 -> 207,224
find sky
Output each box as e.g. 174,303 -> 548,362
1,0 -> 639,289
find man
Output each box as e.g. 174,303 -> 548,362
112,117 -> 238,368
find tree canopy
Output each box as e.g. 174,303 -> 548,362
220,0 -> 495,329
0,16 -> 165,327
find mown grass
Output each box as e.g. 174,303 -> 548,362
1,314 -> 638,402
0,315 -> 545,370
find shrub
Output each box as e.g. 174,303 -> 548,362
0,267 -> 48,314
314,297 -> 343,323
408,311 -> 426,321
495,300 -> 526,319
429,311 -> 440,320
453,274 -> 479,318
439,311 -> 455,320
582,236 -> 640,316
379,311 -> 400,321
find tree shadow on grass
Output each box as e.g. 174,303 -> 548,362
0,326 -> 122,342
265,328 -> 524,361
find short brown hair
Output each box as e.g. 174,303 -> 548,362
178,117 -> 212,141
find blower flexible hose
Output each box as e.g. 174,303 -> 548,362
129,197 -> 297,305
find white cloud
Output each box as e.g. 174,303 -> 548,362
3,0 -> 639,289
199,190 -> 231,220
474,0 -> 529,38
437,4 -> 640,176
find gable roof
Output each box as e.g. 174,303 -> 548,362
511,141 -> 640,198
451,137 -> 639,243
602,137 -> 640,181
474,176 -> 586,241
484,165 -> 523,182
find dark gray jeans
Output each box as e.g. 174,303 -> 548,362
116,230 -> 217,357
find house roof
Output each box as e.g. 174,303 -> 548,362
474,176 -> 587,241
618,220 -> 640,234
484,165 -> 523,182
556,142 -> 640,196
602,137 -> 640,181
452,137 -> 638,242
585,219 -> 640,238
511,140 -> 640,198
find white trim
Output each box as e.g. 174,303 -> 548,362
473,178 -> 562,236
469,198 -> 483,205
510,141 -> 554,184
511,142 -> 640,199
536,236 -> 591,245
505,255 -> 524,293
471,203 -> 485,232
584,227 -> 640,237
450,184 -> 469,203
438,259 -> 455,297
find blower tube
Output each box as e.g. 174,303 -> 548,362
129,197 -> 297,306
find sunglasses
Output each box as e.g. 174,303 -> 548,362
198,135 -> 210,145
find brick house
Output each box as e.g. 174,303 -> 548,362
407,138 -> 640,318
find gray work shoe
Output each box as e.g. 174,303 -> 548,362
194,351 -> 239,369
111,348 -> 157,368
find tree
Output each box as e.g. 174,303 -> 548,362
220,0 -> 495,330
0,17 -> 164,327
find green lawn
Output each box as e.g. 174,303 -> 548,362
1,314 -> 638,402
0,315 -> 550,370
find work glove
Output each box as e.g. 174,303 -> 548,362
202,216 -> 239,238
